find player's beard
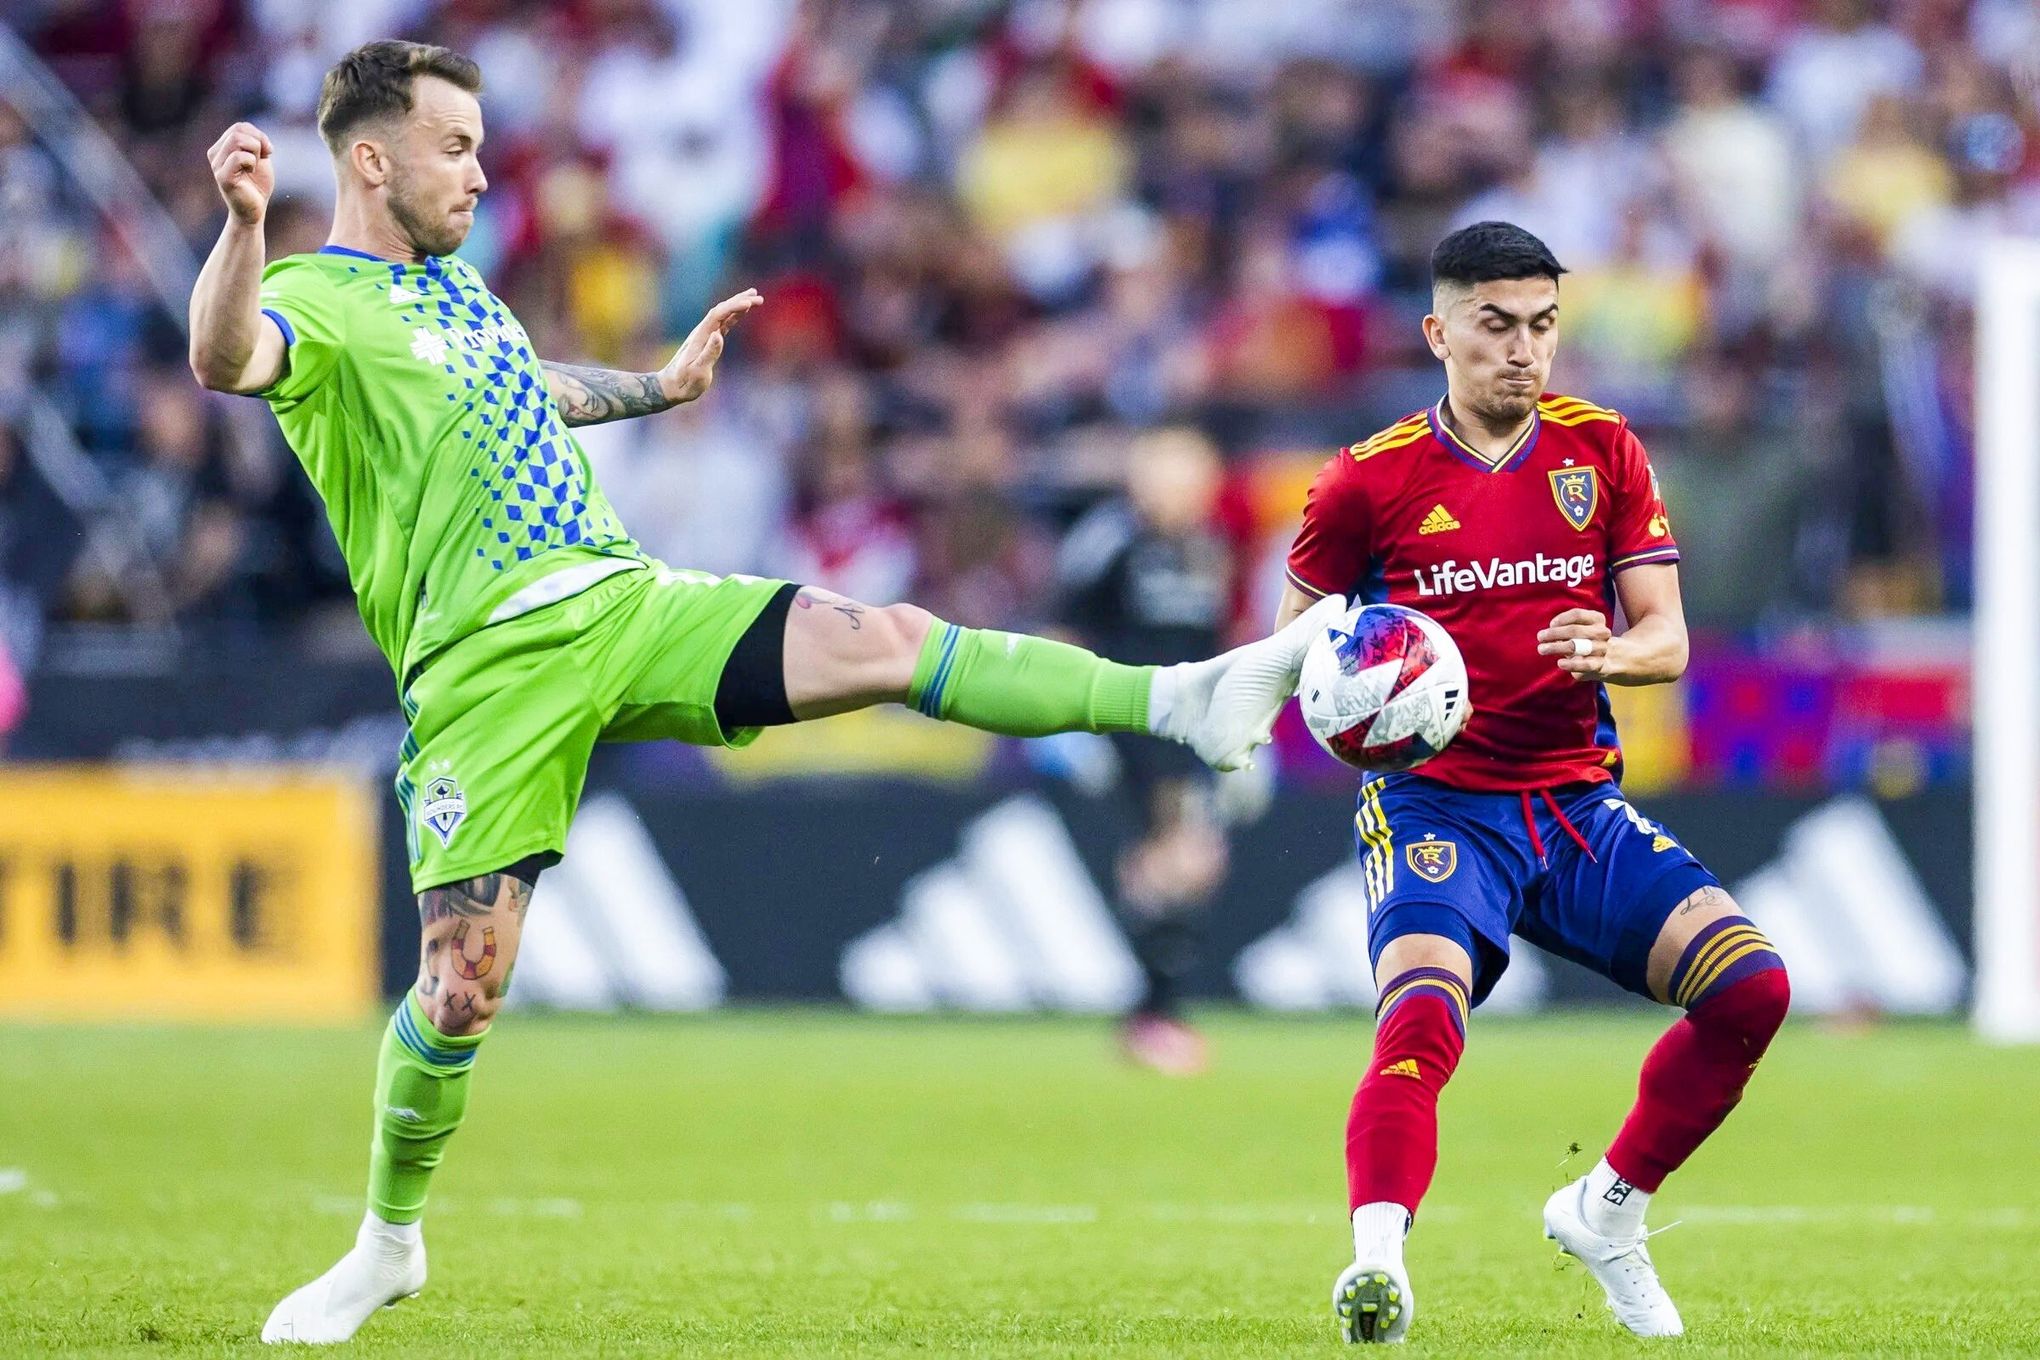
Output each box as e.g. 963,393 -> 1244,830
1484,376 -> 1541,424
1488,389 -> 1537,423
387,168 -> 468,259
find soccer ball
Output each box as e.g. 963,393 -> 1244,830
1297,602 -> 1471,772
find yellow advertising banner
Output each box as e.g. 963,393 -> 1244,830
0,766 -> 377,1023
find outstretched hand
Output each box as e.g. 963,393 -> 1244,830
657,289 -> 764,405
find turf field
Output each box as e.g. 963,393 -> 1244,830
3,1012 -> 2037,1357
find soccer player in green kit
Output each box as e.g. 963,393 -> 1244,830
188,41 -> 1341,1344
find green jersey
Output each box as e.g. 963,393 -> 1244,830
257,246 -> 647,679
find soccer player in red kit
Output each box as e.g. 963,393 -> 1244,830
1275,223 -> 1790,1343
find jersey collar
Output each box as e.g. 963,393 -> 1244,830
319,244 -> 452,269
1428,397 -> 1542,473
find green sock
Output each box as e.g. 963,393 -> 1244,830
907,621 -> 1154,736
366,990 -> 485,1224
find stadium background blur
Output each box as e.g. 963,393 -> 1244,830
3,0 -> 2032,769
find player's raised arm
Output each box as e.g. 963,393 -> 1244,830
542,288 -> 762,426
189,122 -> 288,394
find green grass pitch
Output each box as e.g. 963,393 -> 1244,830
4,1012 -> 2038,1357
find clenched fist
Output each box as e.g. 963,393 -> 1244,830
208,122 -> 274,225
1537,607 -> 1614,681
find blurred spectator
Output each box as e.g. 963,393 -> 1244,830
1768,0 -> 1924,159
1661,45 -> 1800,279
0,419 -> 80,666
1823,93 -> 1953,249
1055,426 -> 1236,1074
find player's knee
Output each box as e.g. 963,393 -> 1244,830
1368,966 -> 1469,1089
1692,958 -> 1789,1051
418,981 -> 501,1038
872,603 -> 934,681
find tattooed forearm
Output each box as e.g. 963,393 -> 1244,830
542,362 -> 673,427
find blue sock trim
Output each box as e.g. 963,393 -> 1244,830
394,998 -> 477,1068
917,624 -> 962,717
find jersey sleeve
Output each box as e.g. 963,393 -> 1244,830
1608,422 -> 1679,572
1285,448 -> 1372,599
256,260 -> 346,407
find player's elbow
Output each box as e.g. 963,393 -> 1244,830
189,346 -> 240,393
1631,614 -> 1687,684
1661,631 -> 1689,683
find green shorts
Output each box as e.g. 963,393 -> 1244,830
394,563 -> 787,892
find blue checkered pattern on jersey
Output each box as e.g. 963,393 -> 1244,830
394,256 -> 632,572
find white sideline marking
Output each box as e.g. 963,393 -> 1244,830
954,1203 -> 1098,1224
304,1193 -> 2034,1231
825,1201 -> 912,1223
489,1196 -> 582,1218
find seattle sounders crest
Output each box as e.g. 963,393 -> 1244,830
419,764 -> 467,847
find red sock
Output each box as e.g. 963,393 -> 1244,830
1346,969 -> 1467,1213
1606,964 -> 1790,1190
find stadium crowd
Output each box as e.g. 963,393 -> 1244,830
2,0 -> 2036,674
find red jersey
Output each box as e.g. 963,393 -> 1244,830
1285,393 -> 1679,790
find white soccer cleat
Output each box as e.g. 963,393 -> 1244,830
1542,1177 -> 1684,1338
261,1212 -> 427,1345
1163,593 -> 1347,771
1332,1254 -> 1415,1344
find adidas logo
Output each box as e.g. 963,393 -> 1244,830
1418,504 -> 1460,535
390,284 -> 422,304
1379,1058 -> 1422,1079
841,796 -> 1142,1012
515,794 -> 727,1011
386,1106 -> 423,1123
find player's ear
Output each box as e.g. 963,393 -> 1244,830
349,137 -> 391,189
1421,313 -> 1450,362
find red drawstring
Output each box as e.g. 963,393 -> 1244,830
1520,788 -> 1599,867
1519,790 -> 1546,864
1542,789 -> 1598,863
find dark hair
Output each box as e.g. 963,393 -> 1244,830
316,40 -> 482,154
1430,221 -> 1566,290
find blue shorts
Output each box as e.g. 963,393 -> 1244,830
1353,774 -> 1719,1007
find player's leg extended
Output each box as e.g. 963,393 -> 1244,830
1334,929 -> 1473,1345
262,868 -> 534,1345
767,584 -> 1347,770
